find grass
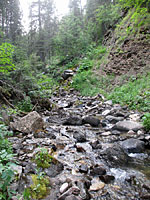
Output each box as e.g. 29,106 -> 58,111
72,70 -> 114,96
107,73 -> 150,112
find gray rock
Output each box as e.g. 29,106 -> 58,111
44,160 -> 64,177
79,164 -> 88,173
113,120 -> 143,132
121,139 -> 145,153
76,143 -> 92,153
102,110 -> 111,116
90,165 -> 106,176
76,181 -> 90,200
65,195 -> 82,200
106,115 -> 124,123
10,111 -> 44,134
99,175 -> 115,184
90,140 -> 102,149
82,116 -> 100,127
58,186 -> 80,200
73,131 -> 86,142
60,182 -> 69,194
101,144 -> 130,167
63,116 -> 83,126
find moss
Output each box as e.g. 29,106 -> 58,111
28,174 -> 50,199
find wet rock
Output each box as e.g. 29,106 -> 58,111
60,182 -> 69,194
90,165 -> 106,176
62,70 -> 74,80
121,138 -> 145,153
90,140 -> 102,149
102,110 -> 111,116
73,131 -> 86,143
106,115 -> 124,123
114,111 -> 126,117
58,186 -> 80,200
99,175 -> 115,184
82,116 -> 100,127
63,116 -> 83,126
101,144 -> 130,167
79,164 -> 88,173
10,111 -> 44,134
113,120 -> 143,132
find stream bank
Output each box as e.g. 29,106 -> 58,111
8,89 -> 150,200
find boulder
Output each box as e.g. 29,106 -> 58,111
113,120 -> 143,132
73,131 -> 86,142
82,116 -> 100,127
63,116 -> 83,126
101,144 -> 130,167
90,165 -> 106,176
121,139 -> 145,153
10,111 -> 44,134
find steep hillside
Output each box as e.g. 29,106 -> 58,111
102,9 -> 150,76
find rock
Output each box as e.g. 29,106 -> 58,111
63,116 -> 83,126
129,113 -> 140,122
90,140 -> 102,149
115,112 -> 126,117
101,131 -> 112,136
73,131 -> 86,143
79,164 -> 88,173
99,175 -> 115,184
10,111 -> 44,134
44,159 -> 64,177
65,195 -> 82,200
76,181 -> 91,200
113,120 -> 143,132
102,110 -> 111,116
101,144 -> 130,167
62,70 -> 74,80
58,186 -> 80,200
24,162 -> 37,174
106,115 -> 124,123
90,165 -> 106,176
89,178 -> 105,191
76,143 -> 92,153
82,116 -> 100,127
11,165 -> 22,179
121,139 -> 145,153
105,100 -> 113,105
60,183 -> 69,194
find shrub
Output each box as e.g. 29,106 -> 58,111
142,113 -> 150,131
0,125 -> 16,200
17,96 -> 33,112
34,148 -> 53,169
0,43 -> 15,73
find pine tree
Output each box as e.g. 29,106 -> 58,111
0,0 -> 22,42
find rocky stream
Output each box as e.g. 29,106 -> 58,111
8,89 -> 150,200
